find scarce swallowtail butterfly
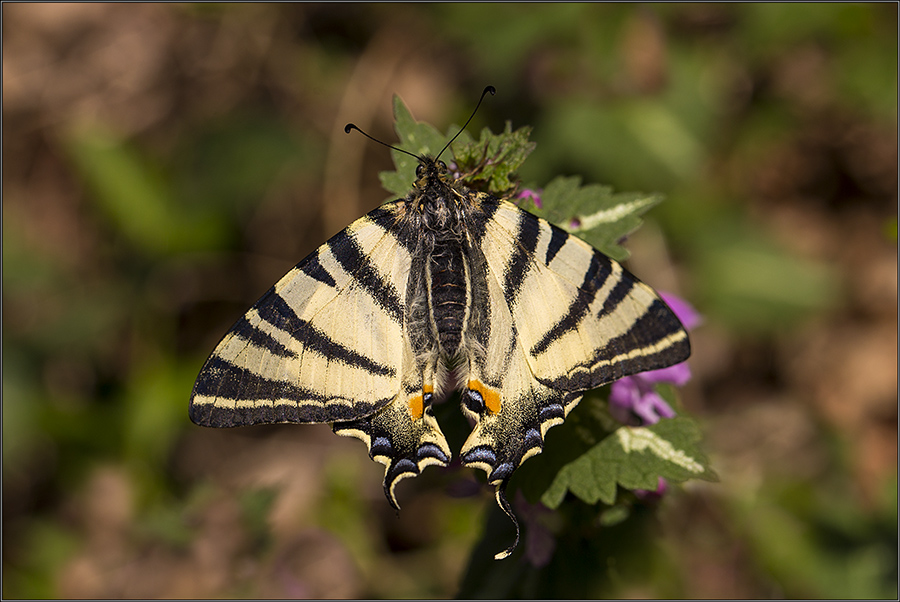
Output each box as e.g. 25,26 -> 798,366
189,86 -> 691,560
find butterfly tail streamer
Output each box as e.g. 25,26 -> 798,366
493,481 -> 520,560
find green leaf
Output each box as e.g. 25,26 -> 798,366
451,121 -> 537,195
542,417 -> 716,509
514,391 -> 618,504
533,175 -> 664,261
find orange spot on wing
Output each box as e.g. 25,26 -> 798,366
407,384 -> 433,420
408,394 -> 424,420
467,380 -> 501,415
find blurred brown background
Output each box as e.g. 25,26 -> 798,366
3,3 -> 896,598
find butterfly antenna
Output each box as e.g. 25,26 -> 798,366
436,85 -> 496,161
344,123 -> 422,161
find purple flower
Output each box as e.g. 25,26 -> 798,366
633,477 -> 668,502
516,188 -> 542,209
608,292 -> 700,426
658,292 -> 701,331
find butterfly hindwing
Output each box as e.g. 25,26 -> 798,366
333,384 -> 451,509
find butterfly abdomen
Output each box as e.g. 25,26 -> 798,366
427,236 -> 469,357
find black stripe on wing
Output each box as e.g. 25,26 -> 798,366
502,210 -> 541,305
254,290 -> 395,377
231,313 -> 297,359
544,224 -> 569,265
299,253 -> 337,288
596,271 -> 638,320
593,298 -> 691,379
529,251 -> 612,356
367,203 -> 419,255
190,357 -> 389,427
538,298 -> 690,392
327,227 -> 404,324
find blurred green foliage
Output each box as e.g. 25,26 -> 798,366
3,3 -> 896,599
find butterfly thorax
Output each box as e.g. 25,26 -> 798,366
408,157 -> 467,234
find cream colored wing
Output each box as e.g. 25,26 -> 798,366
190,202 -> 411,426
459,198 -> 690,559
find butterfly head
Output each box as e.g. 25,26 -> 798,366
409,155 -> 467,234
413,156 -> 454,190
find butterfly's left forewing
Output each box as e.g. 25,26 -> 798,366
489,201 -> 690,386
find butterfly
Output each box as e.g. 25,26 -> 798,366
189,87 -> 690,560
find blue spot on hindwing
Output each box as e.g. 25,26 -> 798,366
370,436 -> 392,457
416,443 -> 449,464
490,462 -> 514,482
461,446 -> 497,467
